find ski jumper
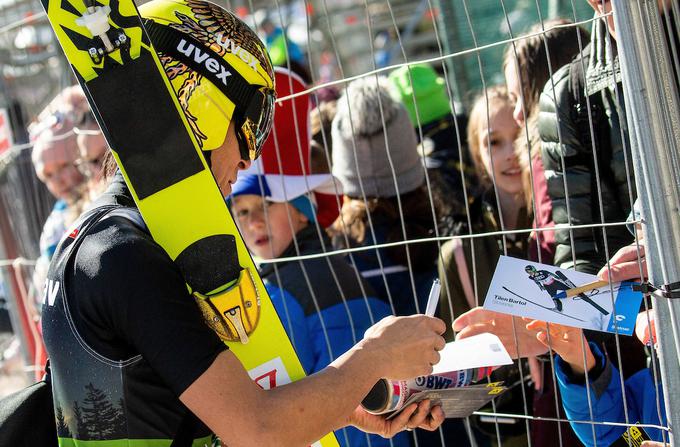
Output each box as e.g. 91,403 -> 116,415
555,342 -> 667,446
42,176 -> 224,445
529,270 -> 569,297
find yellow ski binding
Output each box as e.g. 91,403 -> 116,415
194,268 -> 261,344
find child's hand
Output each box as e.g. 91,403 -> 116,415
525,319 -> 596,376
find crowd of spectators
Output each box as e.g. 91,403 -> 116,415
9,0 -> 676,445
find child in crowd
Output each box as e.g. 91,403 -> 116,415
229,68 -> 404,447
524,312 -> 667,446
437,86 -> 531,445
327,75 -> 442,317
438,86 -> 524,337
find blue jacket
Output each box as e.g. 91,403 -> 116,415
261,226 -> 408,447
555,342 -> 667,446
39,199 -> 70,260
344,220 -> 438,317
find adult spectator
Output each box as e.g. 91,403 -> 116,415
74,109 -> 108,202
31,119 -> 83,208
31,113 -> 84,267
31,86 -> 107,302
504,19 -> 589,265
535,0 -> 664,386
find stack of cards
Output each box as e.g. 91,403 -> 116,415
361,333 -> 513,418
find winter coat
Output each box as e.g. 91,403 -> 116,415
437,190 -> 530,340
335,213 -> 438,317
418,115 -> 481,220
259,225 -> 407,447
555,343 -> 667,446
538,17 -> 635,273
437,190 -> 532,442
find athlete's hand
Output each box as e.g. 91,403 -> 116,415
524,319 -> 595,375
349,400 -> 444,437
362,315 -> 446,380
641,442 -> 668,446
452,307 -> 548,359
598,241 -> 647,283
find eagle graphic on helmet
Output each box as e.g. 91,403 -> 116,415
141,0 -> 275,156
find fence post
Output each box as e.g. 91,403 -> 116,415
612,0 -> 680,443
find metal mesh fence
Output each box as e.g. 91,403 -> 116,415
0,0 -> 677,446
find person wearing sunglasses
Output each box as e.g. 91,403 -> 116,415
40,1 -> 446,446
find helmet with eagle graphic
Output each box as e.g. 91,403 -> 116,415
140,0 -> 275,160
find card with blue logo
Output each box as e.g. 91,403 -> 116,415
483,256 -> 643,335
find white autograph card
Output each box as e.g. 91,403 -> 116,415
482,256 -> 643,335
432,333 -> 512,374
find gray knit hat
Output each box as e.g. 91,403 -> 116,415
331,76 -> 424,198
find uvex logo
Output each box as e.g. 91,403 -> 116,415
176,39 -> 232,86
214,32 -> 260,71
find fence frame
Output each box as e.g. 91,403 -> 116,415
613,0 -> 680,444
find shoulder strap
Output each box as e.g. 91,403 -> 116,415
53,205 -> 148,266
103,207 -> 147,231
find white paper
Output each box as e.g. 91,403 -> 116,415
432,333 -> 512,374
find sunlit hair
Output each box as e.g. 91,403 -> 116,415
503,19 -> 590,208
327,186 -> 443,273
502,18 -> 588,116
466,85 -> 513,188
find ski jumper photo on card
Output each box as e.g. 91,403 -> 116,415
484,256 -> 643,335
